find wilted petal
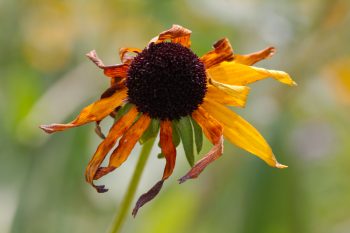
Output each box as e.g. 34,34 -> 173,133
179,136 -> 223,183
178,107 -> 224,183
40,89 -> 127,133
234,46 -> 276,65
149,24 -> 192,47
119,47 -> 141,64
86,50 -> 129,78
132,180 -> 164,217
202,98 -> 287,168
85,107 -> 138,192
200,38 -> 234,69
159,120 -> 177,180
208,61 -> 296,86
208,79 -> 250,107
94,114 -> 151,180
132,120 -> 177,216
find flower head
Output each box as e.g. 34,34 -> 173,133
40,25 -> 296,216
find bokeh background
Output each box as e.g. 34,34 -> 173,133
1,0 -> 350,232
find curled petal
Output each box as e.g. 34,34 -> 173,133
94,114 -> 151,180
179,108 -> 224,183
40,89 -> 127,133
208,61 -> 296,86
234,47 -> 276,65
200,38 -> 234,69
86,50 -> 129,78
179,136 -> 223,183
149,24 -> 192,47
132,120 -> 177,216
132,180 -> 164,217
208,78 -> 250,107
202,98 -> 287,168
119,47 -> 141,64
85,107 -> 138,192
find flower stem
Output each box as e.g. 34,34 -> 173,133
108,137 -> 156,233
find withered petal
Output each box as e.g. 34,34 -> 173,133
40,89 -> 127,133
85,107 -> 138,191
200,38 -> 234,69
132,180 -> 164,217
119,47 -> 141,64
149,24 -> 192,48
160,120 -> 177,180
234,46 -> 275,65
179,108 -> 224,183
93,114 -> 151,181
179,136 -> 223,183
86,50 -> 129,78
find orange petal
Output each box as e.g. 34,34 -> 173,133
234,47 -> 276,65
160,120 -> 177,180
86,50 -> 129,78
179,107 -> 224,183
207,61 -> 296,86
202,98 -> 287,168
132,120 -> 177,217
85,107 -> 138,192
119,47 -> 141,64
94,114 -> 151,180
40,88 -> 127,133
191,106 -> 223,144
206,80 -> 250,107
200,38 -> 234,69
149,24 -> 192,47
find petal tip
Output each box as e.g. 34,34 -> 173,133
291,81 -> 298,87
276,163 -> 288,169
39,125 -> 54,134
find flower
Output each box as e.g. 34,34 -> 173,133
40,25 -> 296,216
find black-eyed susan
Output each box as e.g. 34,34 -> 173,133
40,25 -> 296,216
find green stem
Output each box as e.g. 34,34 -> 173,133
108,137 -> 156,233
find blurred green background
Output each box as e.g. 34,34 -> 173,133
1,0 -> 350,232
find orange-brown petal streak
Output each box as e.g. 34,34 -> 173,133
200,38 -> 234,69
150,24 -> 192,48
40,88 -> 127,133
179,107 -> 224,183
85,107 -> 139,193
119,47 -> 141,64
132,120 -> 177,217
86,50 -> 129,78
234,46 -> 275,65
94,114 -> 151,180
159,120 -> 177,180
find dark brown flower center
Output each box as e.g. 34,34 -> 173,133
126,42 -> 207,120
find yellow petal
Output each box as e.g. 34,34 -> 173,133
234,46 -> 276,65
207,79 -> 250,107
202,98 -> 287,168
200,38 -> 234,69
208,61 -> 296,86
149,24 -> 192,48
40,88 -> 127,133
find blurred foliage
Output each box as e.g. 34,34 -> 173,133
1,0 -> 350,233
